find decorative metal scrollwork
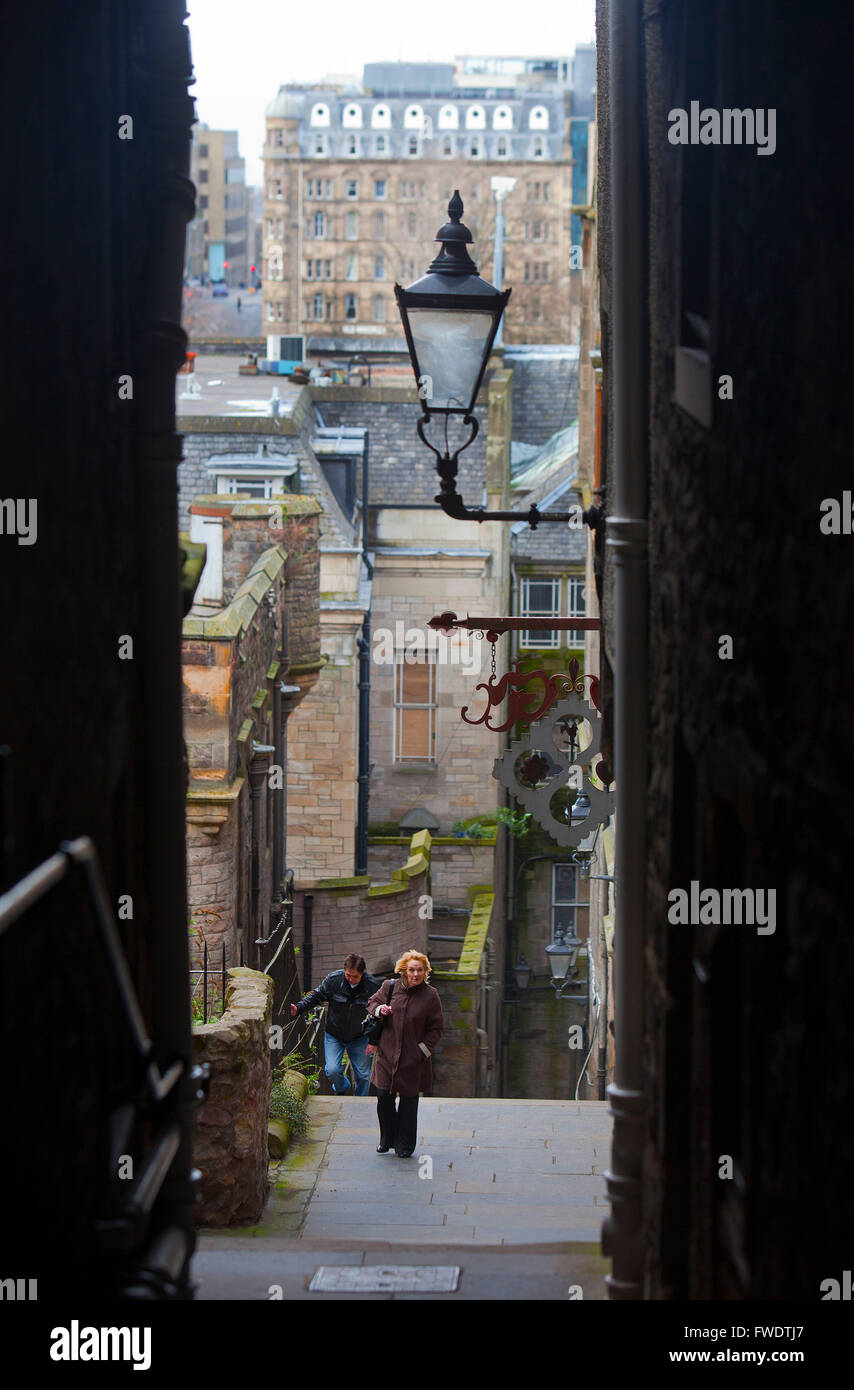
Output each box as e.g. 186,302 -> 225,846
492,692 -> 614,847
462,656 -> 601,734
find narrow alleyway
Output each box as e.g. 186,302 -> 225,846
193,1096 -> 611,1300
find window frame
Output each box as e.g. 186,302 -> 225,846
393,651 -> 437,763
552,863 -> 584,943
518,575 -> 561,649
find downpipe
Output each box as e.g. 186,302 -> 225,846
601,0 -> 649,1300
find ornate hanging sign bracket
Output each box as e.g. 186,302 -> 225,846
429,611 -> 602,733
492,693 -> 614,848
428,610 -> 611,846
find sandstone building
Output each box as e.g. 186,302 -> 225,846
261,62 -> 575,345
185,124 -> 249,285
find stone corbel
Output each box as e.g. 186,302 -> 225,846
186,804 -> 229,837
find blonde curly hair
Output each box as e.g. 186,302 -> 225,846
395,949 -> 432,980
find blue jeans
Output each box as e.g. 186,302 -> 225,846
324,1033 -> 372,1096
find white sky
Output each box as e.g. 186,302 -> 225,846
185,0 -> 596,182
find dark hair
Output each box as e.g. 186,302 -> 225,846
343,953 -> 366,973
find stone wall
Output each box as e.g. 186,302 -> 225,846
293,831 -> 431,985
596,0 -> 854,1299
432,978 -> 479,1096
183,497 -> 322,965
287,639 -> 359,880
432,892 -> 494,1097
368,839 -> 496,909
192,969 -> 274,1226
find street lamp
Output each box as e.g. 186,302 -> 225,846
396,192 -> 594,530
514,955 -> 533,991
395,190 -> 509,422
545,926 -> 585,997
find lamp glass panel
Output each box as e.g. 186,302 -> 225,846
545,941 -> 572,981
407,307 -> 495,410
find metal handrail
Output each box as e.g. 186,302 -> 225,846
0,835 -> 201,1265
0,836 -> 184,1103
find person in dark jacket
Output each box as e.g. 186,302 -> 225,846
291,953 -> 379,1095
366,949 -> 443,1157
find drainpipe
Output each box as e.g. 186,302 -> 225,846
601,0 -> 649,1301
303,892 -> 314,993
355,430 -> 372,877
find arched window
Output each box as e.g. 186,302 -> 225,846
466,106 -> 486,129
438,105 -> 458,129
404,105 -> 423,129
497,137 -> 508,158
442,136 -> 454,157
371,105 -> 391,128
529,105 -> 549,130
493,105 -> 513,130
310,103 -> 330,127
346,134 -> 359,157
342,104 -> 362,129
375,134 -> 388,156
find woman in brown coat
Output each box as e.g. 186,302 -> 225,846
366,949 -> 443,1157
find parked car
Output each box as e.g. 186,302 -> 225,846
212,284 -> 228,298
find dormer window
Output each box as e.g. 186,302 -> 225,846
310,103 -> 330,127
493,105 -> 513,130
438,105 -> 458,130
404,105 -> 423,129
529,105 -> 549,130
347,133 -> 359,156
497,137 -> 509,158
371,105 -> 391,128
533,136 -> 546,158
342,104 -> 362,128
465,105 -> 486,129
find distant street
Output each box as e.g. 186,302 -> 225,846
182,284 -> 263,341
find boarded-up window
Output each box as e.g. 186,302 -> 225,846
394,653 -> 436,761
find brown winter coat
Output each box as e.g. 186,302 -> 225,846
366,978 -> 443,1097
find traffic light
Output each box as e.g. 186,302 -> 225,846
223,261 -> 229,270
250,265 -> 256,274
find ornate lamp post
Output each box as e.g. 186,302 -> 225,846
396,192 -> 590,529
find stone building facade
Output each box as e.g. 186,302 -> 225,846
594,0 -> 854,1300
262,68 -> 574,344
182,493 -> 322,976
185,125 -> 248,286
